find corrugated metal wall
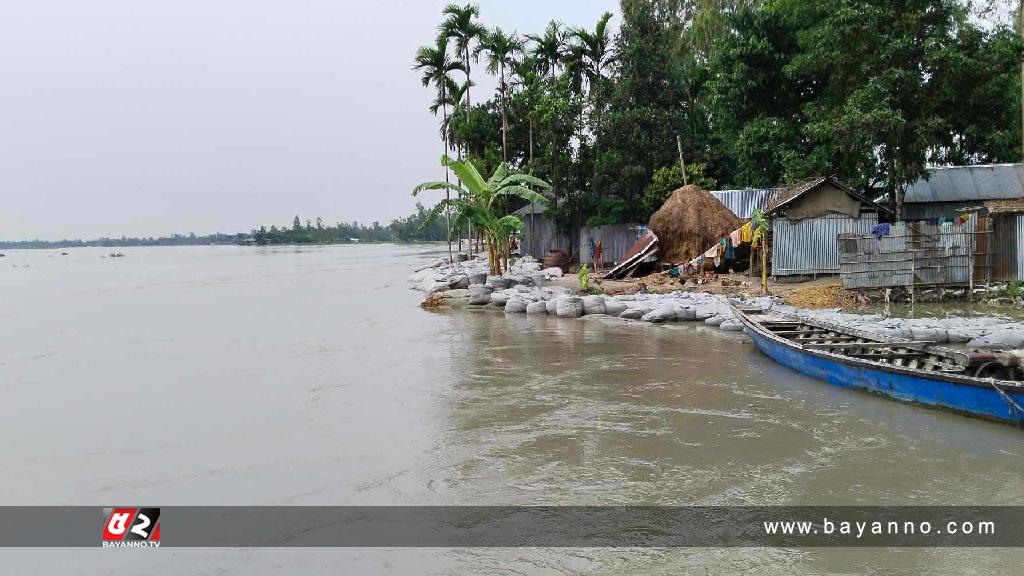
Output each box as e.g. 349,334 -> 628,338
520,215 -> 571,260
991,214 -> 1024,281
579,224 -> 646,264
711,188 -> 775,219
1017,215 -> 1024,281
838,220 -> 977,289
772,214 -> 878,276
902,201 -> 976,221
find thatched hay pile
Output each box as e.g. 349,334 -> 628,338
647,185 -> 742,264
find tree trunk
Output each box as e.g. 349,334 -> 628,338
465,48 -> 472,124
529,116 -> 535,259
442,102 -> 453,262
500,64 -> 508,163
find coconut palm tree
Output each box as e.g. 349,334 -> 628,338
476,27 -> 523,163
440,3 -> 485,123
569,11 -> 614,128
414,157 -> 551,275
413,36 -> 465,261
527,20 -> 565,80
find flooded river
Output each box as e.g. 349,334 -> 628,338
1,244 -> 1022,574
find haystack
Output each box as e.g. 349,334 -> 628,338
648,185 -> 742,265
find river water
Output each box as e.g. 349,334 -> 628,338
1,244 -> 1022,574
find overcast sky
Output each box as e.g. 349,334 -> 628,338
0,0 -> 617,240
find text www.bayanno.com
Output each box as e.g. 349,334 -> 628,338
763,518 -> 996,539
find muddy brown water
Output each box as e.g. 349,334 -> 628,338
1,244 -> 1022,574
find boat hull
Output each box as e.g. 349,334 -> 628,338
746,326 -> 1024,425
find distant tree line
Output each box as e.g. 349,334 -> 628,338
248,204 -> 447,245
0,203 -> 449,248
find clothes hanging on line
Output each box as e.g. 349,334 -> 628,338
724,237 -> 735,260
730,228 -> 742,247
739,222 -> 752,243
871,223 -> 890,240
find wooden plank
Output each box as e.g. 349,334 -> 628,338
803,341 -> 935,350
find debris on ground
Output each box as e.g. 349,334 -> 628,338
784,282 -> 854,309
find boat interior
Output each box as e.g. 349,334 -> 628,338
741,310 -> 1023,382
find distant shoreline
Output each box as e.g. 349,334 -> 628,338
0,240 -> 448,251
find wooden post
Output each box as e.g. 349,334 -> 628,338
676,134 -> 688,186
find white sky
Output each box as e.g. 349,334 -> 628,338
0,0 -> 617,240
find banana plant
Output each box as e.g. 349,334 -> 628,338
414,156 -> 552,274
751,208 -> 770,294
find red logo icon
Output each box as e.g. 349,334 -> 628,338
102,508 -> 160,547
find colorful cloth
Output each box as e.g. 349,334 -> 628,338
958,213 -> 971,224
730,229 -> 742,247
871,223 -> 890,240
739,222 -> 752,243
724,237 -> 735,260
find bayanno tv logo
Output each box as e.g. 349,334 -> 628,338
101,507 -> 161,548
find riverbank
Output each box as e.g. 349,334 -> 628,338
411,254 -> 1024,349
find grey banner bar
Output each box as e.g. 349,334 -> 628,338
1,507 -> 1021,547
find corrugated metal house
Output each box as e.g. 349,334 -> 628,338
903,163 -> 1024,219
903,164 -> 1024,280
710,188 -> 775,219
514,201 -> 571,260
765,176 -> 889,276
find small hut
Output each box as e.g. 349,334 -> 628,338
764,176 -> 889,276
648,185 -> 743,265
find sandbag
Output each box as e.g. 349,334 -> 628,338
467,284 -> 494,305
486,276 -> 510,290
719,319 -> 744,331
604,301 -> 628,316
704,315 -> 726,326
674,306 -> 697,321
642,307 -> 677,323
491,292 -> 510,306
467,272 -> 487,285
542,267 -> 563,278
526,301 -> 548,314
504,297 -> 528,313
619,308 -> 644,320
582,295 -> 606,315
556,296 -> 584,318
909,326 -> 948,343
447,274 -> 470,289
694,306 -> 718,321
545,298 -> 560,314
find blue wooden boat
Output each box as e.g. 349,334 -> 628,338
730,304 -> 1024,426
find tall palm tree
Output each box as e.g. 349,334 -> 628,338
413,36 -> 464,261
527,20 -> 565,80
571,11 -> 614,124
414,157 -> 551,275
440,3 -> 485,124
476,27 -> 523,163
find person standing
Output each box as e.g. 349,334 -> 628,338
594,240 -> 603,272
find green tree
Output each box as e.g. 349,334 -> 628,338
476,27 -> 524,162
414,157 -> 551,274
440,3 -> 486,124
414,35 -> 465,259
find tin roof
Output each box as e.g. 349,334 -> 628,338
710,188 -> 775,219
984,198 -> 1024,214
764,176 -> 834,214
904,163 -> 1024,203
